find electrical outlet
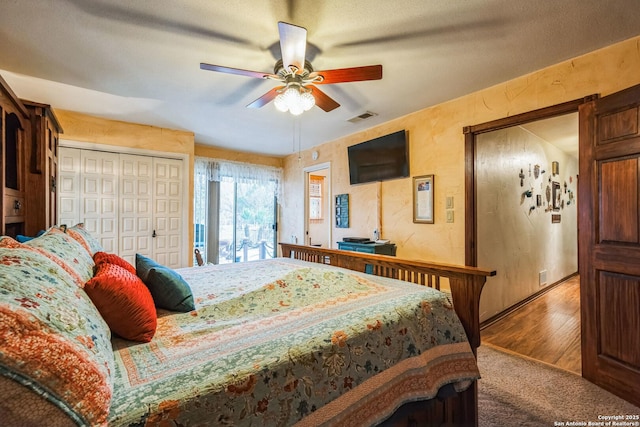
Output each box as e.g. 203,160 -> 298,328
539,270 -> 547,286
446,210 -> 454,223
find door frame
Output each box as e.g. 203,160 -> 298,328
303,162 -> 331,247
463,96 -> 597,267
59,139 -> 190,267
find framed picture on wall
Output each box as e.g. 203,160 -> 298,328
335,194 -> 349,228
552,181 -> 561,211
413,175 -> 434,224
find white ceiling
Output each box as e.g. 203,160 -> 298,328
521,113 -> 579,158
1,0 -> 638,156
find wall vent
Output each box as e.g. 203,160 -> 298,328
347,111 -> 378,123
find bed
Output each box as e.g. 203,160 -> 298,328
0,229 -> 495,427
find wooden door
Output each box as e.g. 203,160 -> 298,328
579,83 -> 640,407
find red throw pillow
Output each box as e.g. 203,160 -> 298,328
84,263 -> 157,342
93,251 -> 136,275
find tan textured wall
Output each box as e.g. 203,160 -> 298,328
281,36 -> 640,265
194,144 -> 284,168
55,110 -> 194,154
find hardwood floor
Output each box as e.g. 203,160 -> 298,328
481,275 -> 581,374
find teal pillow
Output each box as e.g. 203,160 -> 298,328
16,230 -> 45,243
135,253 -> 162,283
135,254 -> 195,312
146,266 -> 195,312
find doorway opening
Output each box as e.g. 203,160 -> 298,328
303,162 -> 331,248
465,97 -> 595,372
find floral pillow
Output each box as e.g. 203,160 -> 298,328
64,223 -> 104,256
25,227 -> 95,285
0,237 -> 85,287
0,244 -> 115,425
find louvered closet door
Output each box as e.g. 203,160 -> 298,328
152,158 -> 183,268
119,154 -> 153,266
57,148 -> 81,227
80,150 -> 120,253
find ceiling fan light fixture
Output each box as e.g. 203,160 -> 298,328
201,22 -> 383,116
274,85 -> 315,115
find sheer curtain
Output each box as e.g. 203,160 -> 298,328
195,158 -> 283,195
193,157 -> 282,265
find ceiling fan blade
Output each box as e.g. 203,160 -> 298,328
246,86 -> 284,109
310,65 -> 382,85
200,63 -> 278,80
278,21 -> 307,72
311,87 -> 340,112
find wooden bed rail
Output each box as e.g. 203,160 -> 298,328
279,243 -> 496,354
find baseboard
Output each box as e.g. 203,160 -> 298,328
480,272 -> 579,330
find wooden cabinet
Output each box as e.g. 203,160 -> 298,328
337,241 -> 397,256
0,75 -> 30,238
0,76 -> 61,238
22,100 -> 63,235
337,241 -> 397,274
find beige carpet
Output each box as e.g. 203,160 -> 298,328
478,344 -> 640,426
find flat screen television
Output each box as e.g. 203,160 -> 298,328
348,130 -> 409,185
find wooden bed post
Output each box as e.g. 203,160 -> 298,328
449,275 -> 487,356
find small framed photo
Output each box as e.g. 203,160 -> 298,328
413,175 -> 434,224
552,181 -> 561,211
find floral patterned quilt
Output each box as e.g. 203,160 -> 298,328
108,258 -> 479,427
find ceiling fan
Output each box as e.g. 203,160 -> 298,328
200,22 -> 382,115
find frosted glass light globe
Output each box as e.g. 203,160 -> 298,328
274,94 -> 288,112
289,102 -> 304,115
301,91 -> 315,111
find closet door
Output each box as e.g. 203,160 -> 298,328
80,150 -> 120,253
58,146 -> 185,268
119,154 -> 153,266
152,157 -> 183,267
57,148 -> 81,227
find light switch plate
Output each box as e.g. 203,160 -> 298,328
446,196 -> 454,209
446,210 -> 454,223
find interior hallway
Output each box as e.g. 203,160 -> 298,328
481,275 -> 581,374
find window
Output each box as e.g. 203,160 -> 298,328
309,174 -> 324,221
